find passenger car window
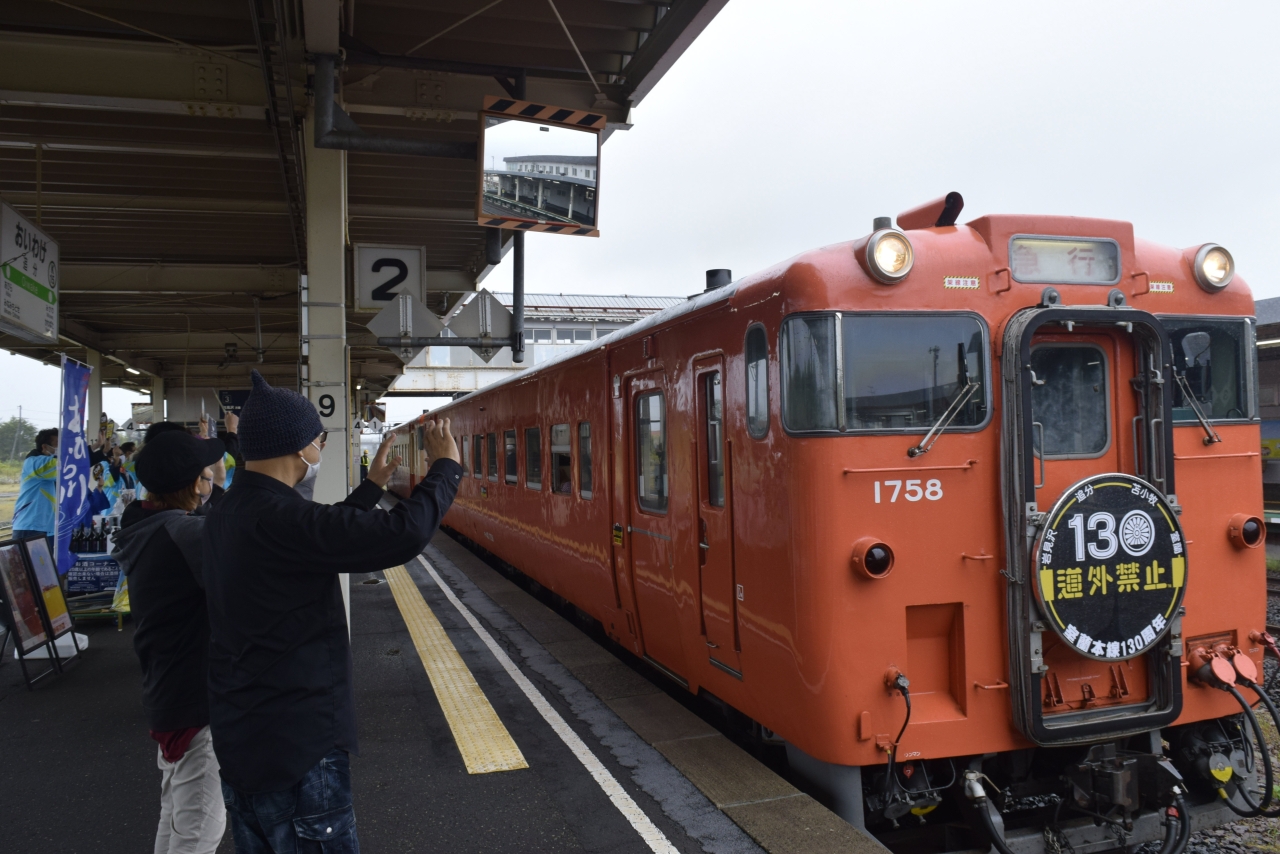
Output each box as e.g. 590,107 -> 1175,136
703,372 -> 725,507
578,422 -> 593,499
525,427 -> 542,489
842,314 -> 987,430
486,432 -> 498,480
745,325 -> 769,438
473,435 -> 483,477
1161,317 -> 1254,421
636,393 -> 667,512
461,435 -> 470,476
781,315 -> 839,431
551,424 -> 571,494
504,430 -> 517,483
1030,345 -> 1109,457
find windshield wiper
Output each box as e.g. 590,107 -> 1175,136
1173,370 -> 1222,445
908,379 -> 979,457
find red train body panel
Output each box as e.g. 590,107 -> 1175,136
391,204 -> 1267,850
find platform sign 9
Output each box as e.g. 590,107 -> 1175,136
354,245 -> 424,312
1032,473 -> 1186,662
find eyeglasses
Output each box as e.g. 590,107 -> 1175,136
318,432 -> 328,446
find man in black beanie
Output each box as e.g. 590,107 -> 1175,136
203,370 -> 461,853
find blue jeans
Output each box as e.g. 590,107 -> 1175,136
221,750 -> 359,853
11,531 -> 52,553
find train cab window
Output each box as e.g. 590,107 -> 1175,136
551,424 -> 572,494
636,393 -> 667,513
473,434 -> 483,477
745,325 -> 769,438
781,315 -> 839,431
504,430 -> 517,483
525,427 -> 542,489
578,422 -> 593,499
842,314 -> 987,431
704,372 -> 725,507
487,432 -> 498,481
1030,345 -> 1109,458
1161,317 -> 1255,422
461,436 -> 470,476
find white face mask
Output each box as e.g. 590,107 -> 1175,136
297,440 -> 322,489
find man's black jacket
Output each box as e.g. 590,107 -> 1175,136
202,460 -> 461,793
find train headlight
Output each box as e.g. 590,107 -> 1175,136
1193,244 -> 1234,292
851,537 -> 894,579
866,229 -> 914,284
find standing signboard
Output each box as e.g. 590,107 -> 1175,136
0,540 -> 48,653
0,201 -> 59,345
56,357 -> 93,576
353,244 -> 424,312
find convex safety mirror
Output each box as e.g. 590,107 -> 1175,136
477,97 -> 605,236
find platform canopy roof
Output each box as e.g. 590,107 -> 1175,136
0,0 -> 725,397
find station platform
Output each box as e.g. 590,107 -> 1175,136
0,531 -> 885,854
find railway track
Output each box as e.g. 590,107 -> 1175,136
1269,576 -> 1280,599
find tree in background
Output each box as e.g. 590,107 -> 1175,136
0,416 -> 37,460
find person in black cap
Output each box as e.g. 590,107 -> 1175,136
204,370 -> 460,853
113,430 -> 228,854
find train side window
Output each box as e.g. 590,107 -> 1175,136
460,435 -> 470,476
1030,345 -> 1109,458
636,393 -> 668,513
525,427 -> 542,489
487,432 -> 498,481
473,434 -> 483,477
1161,317 -> 1255,422
704,372 -> 725,507
745,325 -> 769,439
551,424 -> 572,494
781,315 -> 839,431
578,422 -> 593,499
504,430 -> 517,483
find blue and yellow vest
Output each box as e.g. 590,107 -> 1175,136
12,451 -> 58,535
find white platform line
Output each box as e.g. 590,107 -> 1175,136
414,556 -> 679,854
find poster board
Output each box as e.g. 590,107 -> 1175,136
25,536 -> 74,638
0,540 -> 48,653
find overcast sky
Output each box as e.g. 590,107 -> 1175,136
5,0 -> 1279,430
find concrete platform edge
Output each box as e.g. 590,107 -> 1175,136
426,533 -> 891,854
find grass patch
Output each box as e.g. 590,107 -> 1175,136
0,460 -> 20,485
0,492 -> 14,528
1268,558 -> 1280,573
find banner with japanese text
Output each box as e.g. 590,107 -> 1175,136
55,356 -> 92,576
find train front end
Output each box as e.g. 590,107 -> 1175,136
770,198 -> 1272,852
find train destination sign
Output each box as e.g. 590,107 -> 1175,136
1033,473 -> 1186,662
0,202 -> 59,346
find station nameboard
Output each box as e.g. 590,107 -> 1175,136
0,202 -> 59,345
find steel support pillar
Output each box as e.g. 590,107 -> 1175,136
85,348 -> 103,434
150,375 -> 165,423
302,109 -> 351,620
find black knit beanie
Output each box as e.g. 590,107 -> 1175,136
238,370 -> 325,461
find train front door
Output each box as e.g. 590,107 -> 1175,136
625,371 -> 687,682
693,358 -> 741,676
1003,305 -> 1182,746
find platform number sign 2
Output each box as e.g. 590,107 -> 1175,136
354,245 -> 423,312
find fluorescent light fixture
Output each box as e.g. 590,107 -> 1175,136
1258,339 -> 1280,348
125,367 -> 141,375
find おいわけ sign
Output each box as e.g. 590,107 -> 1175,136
0,202 -> 58,345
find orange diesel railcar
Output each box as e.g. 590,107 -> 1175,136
390,194 -> 1276,853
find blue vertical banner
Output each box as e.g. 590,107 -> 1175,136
55,356 -> 93,576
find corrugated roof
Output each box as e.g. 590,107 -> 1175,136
1255,296 -> 1280,327
502,155 -> 597,165
492,293 -> 685,310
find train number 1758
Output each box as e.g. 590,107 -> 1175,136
873,479 -> 943,503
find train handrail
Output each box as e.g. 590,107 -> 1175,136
844,459 -> 978,474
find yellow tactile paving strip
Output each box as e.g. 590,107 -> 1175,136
384,565 -> 529,774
